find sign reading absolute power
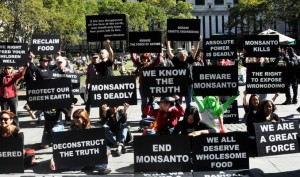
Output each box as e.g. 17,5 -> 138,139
30,35 -> 60,55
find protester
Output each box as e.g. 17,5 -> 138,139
95,39 -> 114,77
143,96 -> 184,135
172,106 -> 216,136
192,52 -> 205,66
100,103 -> 132,156
0,110 -> 20,137
282,47 -> 298,105
0,66 -> 26,127
166,38 -> 200,107
131,52 -> 161,117
50,109 -> 111,175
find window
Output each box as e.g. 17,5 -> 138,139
195,0 -> 205,5
214,0 -> 224,5
234,0 -> 238,4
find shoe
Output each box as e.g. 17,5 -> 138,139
115,149 -> 122,156
282,100 -> 292,105
98,168 -> 111,175
121,146 -> 127,154
23,104 -> 30,111
292,99 -> 298,104
297,107 -> 300,113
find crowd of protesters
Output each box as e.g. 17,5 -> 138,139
0,36 -> 300,175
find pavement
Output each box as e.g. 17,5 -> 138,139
1,85 -> 300,177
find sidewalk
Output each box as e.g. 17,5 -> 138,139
1,85 -> 300,176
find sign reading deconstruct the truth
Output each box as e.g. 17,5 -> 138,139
0,134 -> 24,173
223,100 -> 239,124
246,67 -> 289,94
192,132 -> 249,171
51,72 -> 80,95
90,76 -> 137,107
203,38 -> 237,59
26,78 -> 73,110
52,128 -> 107,170
142,68 -> 188,97
243,35 -> 279,57
193,65 -> 238,96
86,14 -> 127,42
30,35 -> 60,55
254,121 -> 299,157
167,19 -> 201,41
134,135 -> 191,172
129,31 -> 162,53
0,43 -> 28,66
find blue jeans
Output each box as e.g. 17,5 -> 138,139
42,121 -> 64,146
104,124 -> 128,146
179,84 -> 192,107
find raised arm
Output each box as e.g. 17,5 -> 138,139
193,95 -> 205,112
222,91 -> 239,110
242,90 -> 248,106
106,39 -> 114,61
166,38 -> 174,59
191,38 -> 201,59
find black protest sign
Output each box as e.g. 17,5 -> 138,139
167,19 -> 200,41
203,38 -> 237,59
26,78 -> 73,110
51,72 -> 80,95
134,172 -> 193,177
193,170 -> 252,177
90,76 -> 137,107
142,68 -> 188,97
223,100 -> 239,124
193,65 -> 238,96
0,43 -> 28,66
30,35 -> 60,55
0,134 -> 24,173
52,128 -> 107,169
129,32 -> 162,53
246,67 -> 289,94
192,132 -> 249,171
243,35 -> 279,57
86,14 -> 127,42
134,135 -> 191,172
254,121 -> 300,157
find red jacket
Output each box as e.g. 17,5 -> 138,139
143,104 -> 184,131
0,72 -> 23,98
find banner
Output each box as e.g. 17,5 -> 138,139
26,78 -> 73,110
51,72 -> 80,95
129,32 -> 162,53
30,35 -> 60,55
193,170 -> 252,177
134,135 -> 191,172
192,132 -> 249,171
0,43 -> 28,66
90,76 -> 137,107
86,14 -> 127,42
223,100 -> 239,124
203,37 -> 237,59
243,35 -> 279,57
52,128 -> 107,169
135,172 -> 193,177
246,67 -> 289,94
193,65 -> 238,96
0,134 -> 24,173
142,68 -> 189,97
254,121 -> 299,157
167,19 -> 201,41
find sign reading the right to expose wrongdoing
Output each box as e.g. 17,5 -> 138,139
192,132 -> 249,171
243,35 -> 279,57
0,43 -> 28,66
142,68 -> 188,97
192,65 -> 238,96
254,121 -> 300,157
86,14 -> 127,42
167,19 -> 200,41
246,67 -> 289,94
26,78 -> 73,110
203,37 -> 237,59
134,135 -> 191,172
129,31 -> 162,53
30,35 -> 60,55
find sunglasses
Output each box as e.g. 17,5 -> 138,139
0,118 -> 10,122
73,115 -> 82,120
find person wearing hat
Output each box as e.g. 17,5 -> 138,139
35,56 -> 51,80
0,66 -> 27,127
143,95 -> 184,135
